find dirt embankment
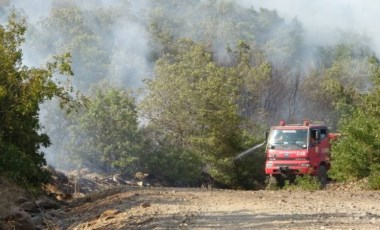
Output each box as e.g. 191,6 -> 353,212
44,186 -> 380,230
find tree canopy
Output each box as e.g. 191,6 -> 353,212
0,13 -> 75,186
329,57 -> 380,189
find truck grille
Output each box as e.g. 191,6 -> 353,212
274,163 -> 299,167
274,158 -> 296,160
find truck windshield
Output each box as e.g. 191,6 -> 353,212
268,129 -> 308,149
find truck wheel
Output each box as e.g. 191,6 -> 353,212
266,175 -> 285,190
318,165 -> 328,188
275,175 -> 285,188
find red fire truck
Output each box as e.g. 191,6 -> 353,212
265,120 -> 339,187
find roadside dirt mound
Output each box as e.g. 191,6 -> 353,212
0,177 -> 61,230
0,168 -> 162,229
43,167 -> 156,201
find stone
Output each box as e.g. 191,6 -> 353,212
19,201 -> 39,213
36,196 -> 60,210
15,196 -> 29,205
31,214 -> 44,227
100,209 -> 120,219
140,202 -> 151,208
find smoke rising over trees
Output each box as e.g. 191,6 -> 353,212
1,0 -> 380,188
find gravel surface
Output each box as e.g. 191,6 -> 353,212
49,186 -> 380,230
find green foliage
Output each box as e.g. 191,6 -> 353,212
67,85 -> 142,174
284,175 -> 321,191
232,130 -> 267,189
0,13 -> 74,187
141,144 -> 202,186
0,142 -> 50,185
330,111 -> 380,181
330,58 -> 380,189
233,151 -> 266,189
141,39 -> 246,186
301,43 -> 371,128
230,40 -> 289,123
368,165 -> 380,190
26,4 -> 113,91
147,0 -> 301,65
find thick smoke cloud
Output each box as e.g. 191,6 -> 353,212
239,0 -> 380,55
108,21 -> 152,88
6,0 -> 152,89
11,0 -> 52,23
11,0 -> 380,83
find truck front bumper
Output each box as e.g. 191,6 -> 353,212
265,161 -> 314,175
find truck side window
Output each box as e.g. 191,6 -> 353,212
310,129 -> 317,143
320,129 -> 327,140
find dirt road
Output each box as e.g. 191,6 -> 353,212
48,186 -> 380,230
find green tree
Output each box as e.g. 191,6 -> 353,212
26,2 -> 113,91
300,43 -> 370,128
229,40 -> 293,125
139,139 -> 203,187
146,0 -> 302,66
141,39 -> 247,186
67,85 -> 142,174
0,13 -> 75,186
330,57 -> 380,189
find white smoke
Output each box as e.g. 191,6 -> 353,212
8,0 -> 152,89
108,21 -> 153,88
239,0 -> 380,55
11,0 -> 52,23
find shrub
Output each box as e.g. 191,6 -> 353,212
0,13 -> 75,187
330,110 -> 380,184
284,175 -> 321,191
233,149 -> 266,189
142,145 -> 203,187
368,165 -> 380,189
0,143 -> 50,188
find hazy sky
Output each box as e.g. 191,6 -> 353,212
6,0 -> 380,83
239,0 -> 380,54
9,0 -> 380,56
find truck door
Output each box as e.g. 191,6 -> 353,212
318,128 -> 329,162
309,128 -> 319,166
310,128 -> 329,168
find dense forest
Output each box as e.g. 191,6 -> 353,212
0,0 -> 379,189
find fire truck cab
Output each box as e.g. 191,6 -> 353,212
265,120 -> 335,186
